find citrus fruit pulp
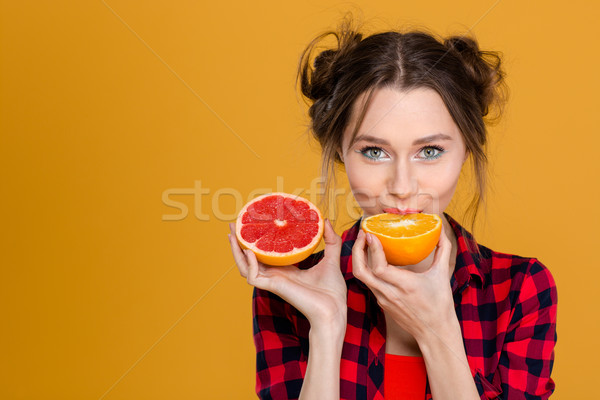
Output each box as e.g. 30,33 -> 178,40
235,192 -> 324,266
361,213 -> 442,266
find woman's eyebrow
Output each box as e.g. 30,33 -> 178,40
353,134 -> 389,146
412,133 -> 453,145
353,133 -> 453,146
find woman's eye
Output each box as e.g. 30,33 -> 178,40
419,146 -> 445,160
360,147 -> 386,160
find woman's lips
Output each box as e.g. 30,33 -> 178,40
383,208 -> 422,215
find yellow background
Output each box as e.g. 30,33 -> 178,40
1,0 -> 598,398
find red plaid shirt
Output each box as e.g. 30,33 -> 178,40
252,213 -> 557,399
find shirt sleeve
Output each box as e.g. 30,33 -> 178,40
252,287 -> 308,400
497,258 -> 558,399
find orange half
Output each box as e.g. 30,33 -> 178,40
360,213 -> 442,266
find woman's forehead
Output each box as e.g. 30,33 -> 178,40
342,86 -> 463,148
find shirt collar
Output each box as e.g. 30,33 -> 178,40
339,212 -> 487,291
444,212 -> 487,291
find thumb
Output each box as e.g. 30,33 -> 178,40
322,219 -> 342,261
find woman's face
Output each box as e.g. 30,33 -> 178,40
340,86 -> 468,219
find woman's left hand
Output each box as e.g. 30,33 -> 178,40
351,227 -> 456,341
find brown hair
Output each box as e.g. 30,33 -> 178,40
297,18 -> 507,255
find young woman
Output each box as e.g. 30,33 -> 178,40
228,20 -> 557,400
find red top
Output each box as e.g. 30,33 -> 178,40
384,354 -> 427,400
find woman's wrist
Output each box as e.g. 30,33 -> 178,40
308,302 -> 347,331
416,311 -> 462,354
309,315 -> 347,348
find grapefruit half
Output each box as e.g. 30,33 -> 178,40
235,192 -> 324,266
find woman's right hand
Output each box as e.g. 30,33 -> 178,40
228,219 -> 347,328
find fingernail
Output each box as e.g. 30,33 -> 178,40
366,233 -> 372,244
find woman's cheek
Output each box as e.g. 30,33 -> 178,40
347,165 -> 381,195
420,163 -> 462,212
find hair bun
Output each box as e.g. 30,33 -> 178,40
444,36 -> 506,119
309,49 -> 337,100
299,28 -> 363,103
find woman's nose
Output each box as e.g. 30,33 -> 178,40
388,161 -> 418,199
